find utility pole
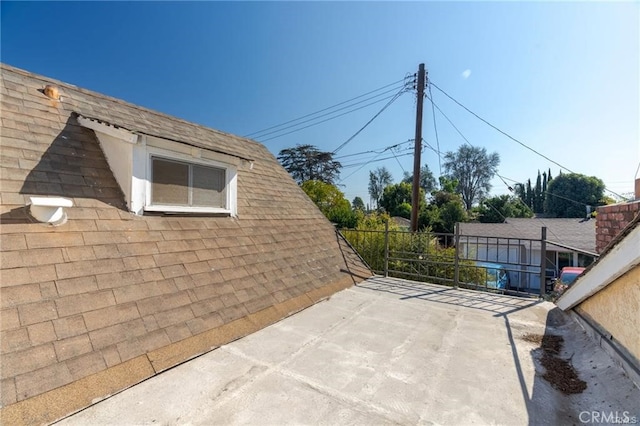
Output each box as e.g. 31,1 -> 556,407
411,63 -> 426,232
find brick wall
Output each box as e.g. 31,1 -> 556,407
595,201 -> 640,253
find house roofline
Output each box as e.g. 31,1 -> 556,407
556,219 -> 640,310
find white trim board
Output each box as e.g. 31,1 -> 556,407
556,225 -> 640,310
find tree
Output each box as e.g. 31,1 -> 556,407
514,182 -> 525,202
534,170 -> 543,213
544,173 -> 605,218
419,189 -> 467,234
477,195 -> 533,223
525,179 -> 533,209
277,144 -> 341,185
379,182 -> 425,218
301,180 -> 357,227
368,167 -> 393,209
352,196 -> 365,211
443,145 -> 500,211
402,165 -> 437,198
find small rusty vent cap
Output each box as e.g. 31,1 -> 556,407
44,84 -> 61,100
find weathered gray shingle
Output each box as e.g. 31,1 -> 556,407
459,218 -> 596,253
0,63 -> 371,425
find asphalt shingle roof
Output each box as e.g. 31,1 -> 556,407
459,218 -> 596,253
0,63 -> 370,425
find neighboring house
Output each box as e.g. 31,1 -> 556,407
390,216 -> 411,230
458,218 -> 597,292
0,64 -> 371,425
556,208 -> 640,388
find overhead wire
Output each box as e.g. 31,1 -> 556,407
258,93 -> 401,142
426,93 -> 564,228
338,139 -> 414,181
332,86 -> 409,154
243,77 -> 407,138
391,148 -> 408,174
248,86 -> 403,139
335,140 -> 414,162
429,81 -> 628,201
427,93 -> 595,211
341,151 -> 414,170
428,83 -> 442,175
340,145 -> 414,168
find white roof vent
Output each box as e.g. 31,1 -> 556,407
29,197 -> 73,225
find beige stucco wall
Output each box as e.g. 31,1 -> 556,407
577,266 -> 640,362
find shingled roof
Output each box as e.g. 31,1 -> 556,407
0,63 -> 371,425
459,218 -> 596,254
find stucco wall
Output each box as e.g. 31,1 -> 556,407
576,266 -> 640,362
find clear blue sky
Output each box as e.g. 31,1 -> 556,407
2,1 -> 638,206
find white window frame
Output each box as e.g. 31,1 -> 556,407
143,146 -> 237,215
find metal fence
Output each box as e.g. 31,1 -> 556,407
340,223 -> 551,298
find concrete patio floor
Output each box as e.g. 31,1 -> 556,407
56,277 -> 639,425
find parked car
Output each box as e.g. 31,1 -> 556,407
558,267 -> 586,287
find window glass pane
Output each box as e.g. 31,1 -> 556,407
192,164 -> 226,207
152,158 -> 189,205
558,252 -> 572,269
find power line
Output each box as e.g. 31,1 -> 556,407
341,151 -> 414,170
332,88 -> 408,154
340,145 -> 414,168
428,83 -> 442,175
391,148 -> 408,174
259,93 -> 400,142
247,86 -> 405,140
338,139 -> 414,181
428,95 -> 601,212
425,96 -> 586,238
243,77 -> 407,138
429,81 -> 628,201
334,140 -> 414,161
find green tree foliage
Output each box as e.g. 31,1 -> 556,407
419,187 -> 467,234
341,214 -> 483,286
379,182 -> 425,219
477,195 -> 533,223
277,144 -> 341,185
525,179 -> 533,209
514,182 -> 525,201
301,180 -> 357,227
544,173 -> 605,218
368,166 -> 393,209
352,196 -> 365,211
443,146 -> 500,211
534,171 -> 543,213
402,164 -> 437,197
516,169 -> 556,213
438,176 -> 459,193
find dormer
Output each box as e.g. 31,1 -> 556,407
76,114 -> 251,216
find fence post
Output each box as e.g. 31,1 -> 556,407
454,222 -> 460,288
540,227 -> 547,298
384,219 -> 389,278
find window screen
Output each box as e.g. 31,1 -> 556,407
151,157 -> 226,208
192,164 -> 226,207
152,158 -> 189,205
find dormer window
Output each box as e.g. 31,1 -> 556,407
146,154 -> 234,214
76,114 -> 248,217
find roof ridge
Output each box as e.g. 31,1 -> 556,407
0,62 -> 260,148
